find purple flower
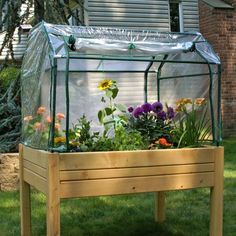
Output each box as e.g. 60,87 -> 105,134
157,111 -> 167,121
141,103 -> 152,113
167,107 -> 175,119
152,102 -> 163,113
133,107 -> 144,118
128,107 -> 134,113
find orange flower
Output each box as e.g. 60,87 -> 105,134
56,113 -> 65,120
176,98 -> 184,106
37,106 -> 46,115
33,122 -> 42,130
158,138 -> 172,148
55,123 -> 60,130
183,98 -> 192,104
175,104 -> 183,112
176,98 -> 192,106
23,115 -> 33,121
195,98 -> 206,106
54,137 -> 66,144
46,116 -> 52,123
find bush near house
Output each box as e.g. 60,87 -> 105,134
0,66 -> 20,93
0,66 -> 21,153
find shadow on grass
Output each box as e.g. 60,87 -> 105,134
57,189 -> 215,236
0,176 -> 235,236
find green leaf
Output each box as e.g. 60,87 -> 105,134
118,115 -> 128,124
80,144 -> 89,152
98,110 -> 105,124
105,90 -> 113,98
101,97 -> 106,103
112,88 -> 119,99
105,107 -> 113,116
115,103 -> 127,112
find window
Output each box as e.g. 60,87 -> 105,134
68,9 -> 80,26
169,0 -> 183,32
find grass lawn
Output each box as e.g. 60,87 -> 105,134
0,139 -> 235,236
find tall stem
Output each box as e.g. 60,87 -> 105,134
110,97 -> 116,130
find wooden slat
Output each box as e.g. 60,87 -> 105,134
155,192 -> 165,223
19,144 -> 32,236
24,168 -> 47,194
23,146 -> 48,168
59,148 -> 217,170
210,147 -> 224,236
60,172 -> 214,198
60,163 -> 215,181
23,159 -> 47,178
47,153 -> 60,236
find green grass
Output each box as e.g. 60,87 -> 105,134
0,139 -> 236,236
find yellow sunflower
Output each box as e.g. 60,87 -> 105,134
98,79 -> 113,90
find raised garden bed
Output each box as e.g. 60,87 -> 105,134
20,22 -> 224,236
20,144 -> 224,236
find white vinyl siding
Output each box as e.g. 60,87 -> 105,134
0,3 -> 33,61
182,0 -> 199,31
0,32 -> 28,60
86,0 -> 170,31
0,1 -> 200,61
86,0 -> 199,32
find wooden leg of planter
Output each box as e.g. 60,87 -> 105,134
47,154 -> 60,236
154,191 -> 166,223
210,148 -> 224,236
19,144 -> 32,236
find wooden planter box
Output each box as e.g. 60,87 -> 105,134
19,144 -> 224,236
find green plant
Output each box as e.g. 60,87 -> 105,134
0,66 -> 20,94
127,102 -> 175,144
0,75 -> 21,152
112,126 -> 147,151
68,115 -> 99,151
23,107 -> 65,149
172,98 -> 211,148
97,79 -> 127,135
92,135 -> 114,152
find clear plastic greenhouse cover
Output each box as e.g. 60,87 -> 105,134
21,22 -> 222,152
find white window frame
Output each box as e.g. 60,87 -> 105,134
168,0 -> 184,33
179,1 -> 184,32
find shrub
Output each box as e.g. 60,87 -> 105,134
0,66 -> 20,94
0,74 -> 21,153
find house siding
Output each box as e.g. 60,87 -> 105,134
0,1 -> 200,61
86,0 -> 170,30
182,0 -> 199,31
0,32 -> 28,61
86,0 -> 199,32
0,3 -> 33,61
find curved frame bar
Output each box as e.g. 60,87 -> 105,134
195,49 -> 220,144
144,56 -> 155,102
157,55 -> 168,101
